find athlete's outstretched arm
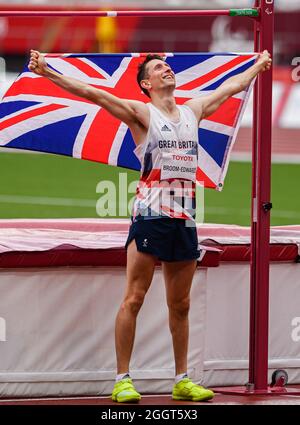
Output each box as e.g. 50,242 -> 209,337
28,50 -> 148,128
185,50 -> 272,122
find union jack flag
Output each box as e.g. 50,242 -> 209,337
0,52 -> 256,190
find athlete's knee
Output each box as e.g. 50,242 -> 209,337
122,291 -> 147,315
168,297 -> 190,319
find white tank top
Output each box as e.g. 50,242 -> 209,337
132,103 -> 199,221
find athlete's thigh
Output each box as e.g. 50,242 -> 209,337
125,239 -> 157,295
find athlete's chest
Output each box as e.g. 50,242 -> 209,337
149,119 -> 198,182
151,118 -> 196,144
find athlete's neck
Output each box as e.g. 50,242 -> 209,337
150,93 -> 178,120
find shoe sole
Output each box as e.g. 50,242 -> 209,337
112,395 -> 141,403
172,394 -> 214,402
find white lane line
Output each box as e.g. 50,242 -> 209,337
205,207 -> 300,219
0,195 -> 299,220
231,152 -> 300,163
0,194 -> 96,208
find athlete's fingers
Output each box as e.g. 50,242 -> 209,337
30,50 -> 39,61
28,59 -> 37,70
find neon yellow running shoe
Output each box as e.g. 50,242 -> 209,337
172,378 -> 214,402
112,378 -> 141,403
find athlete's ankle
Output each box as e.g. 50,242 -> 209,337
175,372 -> 188,384
116,372 -> 131,382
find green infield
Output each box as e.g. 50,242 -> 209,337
0,151 -> 299,226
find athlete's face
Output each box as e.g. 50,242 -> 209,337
142,59 -> 176,95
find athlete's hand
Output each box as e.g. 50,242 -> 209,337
28,50 -> 48,76
257,50 -> 272,72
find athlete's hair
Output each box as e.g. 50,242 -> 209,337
137,54 -> 165,98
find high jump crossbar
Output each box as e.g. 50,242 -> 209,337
0,9 -> 259,18
3,0 -> 297,398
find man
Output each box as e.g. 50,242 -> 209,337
29,49 -> 271,403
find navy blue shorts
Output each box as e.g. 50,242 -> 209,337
125,218 -> 200,262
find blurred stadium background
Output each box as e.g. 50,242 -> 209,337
0,0 -> 299,225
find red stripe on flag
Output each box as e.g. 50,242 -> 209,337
174,97 -> 190,105
62,58 -> 105,79
0,103 -> 66,131
113,57 -> 147,101
206,96 -> 242,127
178,56 -> 253,91
81,57 -> 146,162
196,167 -> 216,189
4,77 -> 95,104
81,109 -> 120,162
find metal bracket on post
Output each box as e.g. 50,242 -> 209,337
262,202 -> 272,212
